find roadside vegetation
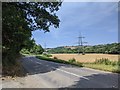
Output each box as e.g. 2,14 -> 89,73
83,63 -> 120,73
36,54 -> 83,67
20,43 -> 44,55
36,54 -> 120,73
82,58 -> 120,73
2,54 -> 27,77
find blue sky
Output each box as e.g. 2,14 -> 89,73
32,2 -> 118,48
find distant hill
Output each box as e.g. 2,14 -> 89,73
47,43 -> 120,54
62,46 -> 77,49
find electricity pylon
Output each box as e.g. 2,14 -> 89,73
77,32 -> 87,55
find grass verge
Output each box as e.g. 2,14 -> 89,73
83,63 -> 120,73
83,58 -> 120,73
36,55 -> 83,67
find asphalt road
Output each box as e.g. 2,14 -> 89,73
2,56 -> 119,88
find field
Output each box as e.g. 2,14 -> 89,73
52,54 -> 119,63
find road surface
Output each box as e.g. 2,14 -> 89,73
2,56 -> 119,88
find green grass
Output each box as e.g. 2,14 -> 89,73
42,53 -> 52,57
36,55 -> 83,67
22,53 -> 41,56
83,63 -> 120,73
82,58 -> 120,73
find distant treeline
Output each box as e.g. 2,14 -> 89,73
47,43 -> 120,54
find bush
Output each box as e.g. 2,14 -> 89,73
69,58 -> 76,63
42,53 -> 52,57
53,57 -> 58,59
20,49 -> 30,54
117,60 -> 120,66
94,58 -> 111,65
93,58 -> 120,68
111,61 -> 117,66
75,61 -> 83,67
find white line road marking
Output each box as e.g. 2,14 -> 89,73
36,62 -> 42,64
56,68 -> 89,80
30,58 -> 89,80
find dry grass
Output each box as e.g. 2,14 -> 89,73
52,54 -> 119,63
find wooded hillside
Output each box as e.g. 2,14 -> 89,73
47,43 -> 120,54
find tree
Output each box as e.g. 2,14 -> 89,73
21,43 -> 44,55
2,2 -> 62,76
47,43 -> 120,54
30,44 -> 44,54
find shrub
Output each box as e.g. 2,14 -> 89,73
20,49 -> 30,54
42,53 -> 52,57
111,61 -> 117,66
75,61 -> 83,67
53,57 -> 58,59
117,60 -> 120,66
69,58 -> 76,63
94,58 -> 111,65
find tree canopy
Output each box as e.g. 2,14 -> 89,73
2,2 -> 62,75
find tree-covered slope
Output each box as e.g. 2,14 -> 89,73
47,43 -> 120,54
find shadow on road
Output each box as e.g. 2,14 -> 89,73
21,56 -> 76,76
2,56 -> 119,89
64,73 -> 119,88
20,57 -> 119,88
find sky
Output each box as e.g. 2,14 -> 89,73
32,2 -> 118,48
